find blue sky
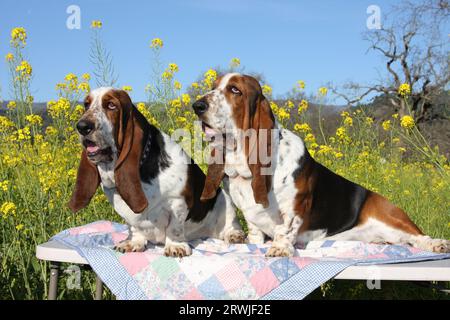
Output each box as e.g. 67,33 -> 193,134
1,0 -> 404,102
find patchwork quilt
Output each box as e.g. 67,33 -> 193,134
52,220 -> 450,300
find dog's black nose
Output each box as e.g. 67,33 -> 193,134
192,100 -> 208,115
76,120 -> 95,136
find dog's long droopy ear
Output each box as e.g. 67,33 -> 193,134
114,96 -> 148,213
68,150 -> 100,212
247,94 -> 274,208
201,147 -> 225,201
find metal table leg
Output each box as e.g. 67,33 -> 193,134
48,262 -> 60,300
95,275 -> 103,300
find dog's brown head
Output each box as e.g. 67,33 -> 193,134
68,88 -> 148,213
192,73 -> 274,207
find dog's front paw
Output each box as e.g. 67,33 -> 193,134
224,229 -> 246,244
114,240 -> 146,253
428,239 -> 450,253
164,242 -> 192,257
265,243 -> 295,257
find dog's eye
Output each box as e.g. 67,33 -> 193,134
230,86 -> 241,95
107,102 -> 117,110
84,102 -> 90,110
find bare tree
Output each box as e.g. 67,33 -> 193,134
332,0 -> 449,122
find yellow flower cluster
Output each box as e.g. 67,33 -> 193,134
0,180 -> 9,192
136,102 -> 160,127
0,116 -> 15,133
382,120 -> 391,131
47,98 -> 71,119
294,123 -> 312,133
150,38 -> 163,49
262,84 -> 272,96
162,63 -> 180,81
122,85 -> 132,92
318,87 -> 328,96
298,100 -> 308,114
5,53 -> 14,62
1,201 -> 16,218
398,83 -> 411,97
230,58 -> 240,68
341,111 -> 353,127
400,115 -> 415,129
7,101 -> 17,110
336,126 -> 350,143
203,69 -> 217,89
181,94 -> 191,106
16,61 -> 32,80
25,114 -> 43,126
174,81 -> 182,90
91,20 -> 102,29
10,27 -> 27,47
297,80 -> 305,90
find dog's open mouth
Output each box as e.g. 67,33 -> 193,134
201,122 -> 219,141
83,139 -> 112,158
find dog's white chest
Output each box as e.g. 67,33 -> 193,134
98,162 -> 115,189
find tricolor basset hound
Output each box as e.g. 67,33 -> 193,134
69,87 -> 245,257
192,73 -> 450,257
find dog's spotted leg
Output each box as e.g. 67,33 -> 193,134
164,199 -> 192,257
266,215 -> 302,257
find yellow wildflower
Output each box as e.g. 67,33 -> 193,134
7,101 -> 17,110
365,117 -> 374,126
150,38 -> 163,49
16,224 -> 24,231
82,73 -> 91,81
297,80 -> 305,90
230,58 -> 240,68
1,201 -> 16,218
0,116 -> 15,132
298,100 -> 308,113
169,63 -> 179,73
343,116 -> 353,127
91,20 -> 102,29
277,108 -> 290,121
262,84 -> 272,96
16,61 -> 32,79
122,85 -> 132,92
162,71 -> 173,80
181,94 -> 191,106
286,100 -> 294,109
398,83 -> 411,97
5,53 -> 14,61
382,120 -> 391,131
78,82 -> 90,93
174,81 -> 182,90
318,87 -> 328,96
304,133 -> 316,143
400,115 -> 415,129
170,98 -> 182,108
11,27 -> 27,46
294,123 -> 311,133
0,180 -> 9,192
45,126 -> 58,136
191,82 -> 199,89
25,114 -> 43,126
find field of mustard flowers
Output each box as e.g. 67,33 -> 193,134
0,23 -> 449,300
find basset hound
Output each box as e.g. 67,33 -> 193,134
69,87 -> 245,257
192,73 -> 450,257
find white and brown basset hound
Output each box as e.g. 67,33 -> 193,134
192,73 -> 450,257
69,87 -> 245,257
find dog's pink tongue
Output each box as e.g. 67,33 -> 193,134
204,126 -> 217,138
87,145 -> 99,153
